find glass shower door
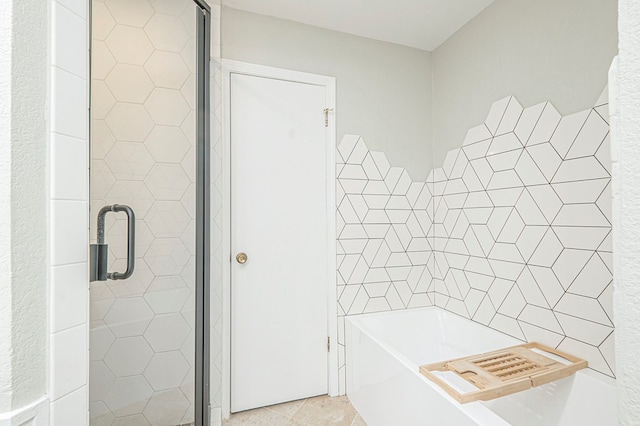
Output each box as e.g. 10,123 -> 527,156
89,0 -> 205,424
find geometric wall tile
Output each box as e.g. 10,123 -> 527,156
92,41 -> 116,80
105,104 -> 155,142
104,336 -> 154,377
145,164 -> 190,200
550,110 -> 590,158
145,238 -> 190,276
144,313 -> 190,352
526,143 -> 562,181
92,2 -> 116,41
145,51 -> 190,90
104,297 -> 154,338
145,88 -> 190,126
144,352 -> 189,391
551,178 -> 609,204
105,26 -> 154,65
145,201 -> 191,238
104,376 -> 153,418
514,102 -> 545,144
143,389 -> 190,426
484,96 -> 511,135
145,14 -> 190,52
105,0 -> 154,27
565,111 -> 609,160
92,81 -> 116,120
105,64 -> 154,103
105,142 -> 155,180
527,102 -> 561,146
495,97 -> 523,136
567,253 -> 612,298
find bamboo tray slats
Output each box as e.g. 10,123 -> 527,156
419,342 -> 587,403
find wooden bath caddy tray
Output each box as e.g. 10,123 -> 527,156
419,342 -> 587,403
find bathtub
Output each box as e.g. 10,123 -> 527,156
346,307 -> 617,426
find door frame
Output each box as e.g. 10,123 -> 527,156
221,60 -> 338,418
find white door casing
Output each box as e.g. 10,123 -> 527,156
221,61 -> 337,416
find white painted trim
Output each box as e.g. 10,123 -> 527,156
0,396 -> 49,426
221,59 -> 338,419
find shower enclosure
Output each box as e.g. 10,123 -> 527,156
89,0 -> 210,424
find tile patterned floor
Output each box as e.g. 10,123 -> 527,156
223,395 -> 367,426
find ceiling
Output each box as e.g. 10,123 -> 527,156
219,0 -> 495,51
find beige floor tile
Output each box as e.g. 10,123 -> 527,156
351,414 -> 367,426
291,395 -> 357,426
224,407 -> 290,426
265,398 -> 307,417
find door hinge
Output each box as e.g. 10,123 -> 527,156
327,336 -> 331,352
323,108 -> 333,127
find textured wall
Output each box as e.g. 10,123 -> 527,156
614,0 -> 640,422
337,91 -> 614,386
0,0 -> 49,415
221,7 -> 433,181
91,0 -> 198,424
431,0 -> 618,168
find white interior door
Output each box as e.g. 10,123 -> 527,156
230,72 -> 331,413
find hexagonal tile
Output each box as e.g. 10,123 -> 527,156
105,180 -> 155,218
92,80 -> 115,119
180,74 -> 195,109
106,255 -> 154,298
181,220 -> 195,255
105,64 -> 154,103
149,0 -> 189,16
180,330 -> 195,366
144,14 -> 189,52
143,389 -> 189,425
92,119 -> 115,160
105,26 -> 154,65
104,375 -> 153,417
90,282 -> 115,321
105,0 -> 154,27
180,39 -> 196,73
181,111 -> 196,146
104,297 -> 153,337
92,1 -> 116,41
104,336 -> 154,377
180,293 -> 195,328
145,201 -> 191,238
105,103 -> 154,142
145,164 -> 190,200
181,184 -> 195,219
92,40 -> 116,80
181,256 -> 195,292
145,88 -> 190,125
180,146 -> 195,182
145,238 -> 190,276
90,361 -> 115,401
90,324 -> 115,361
91,160 -> 116,202
180,4 -> 197,36
143,351 -> 189,391
145,51 -> 190,89
144,313 -> 190,352
105,142 -> 154,180
113,415 -> 150,426
90,401 -> 115,426
144,276 -> 190,314
145,125 -> 190,163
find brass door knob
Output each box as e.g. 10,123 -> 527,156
236,252 -> 248,264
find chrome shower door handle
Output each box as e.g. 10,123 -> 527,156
90,204 -> 136,281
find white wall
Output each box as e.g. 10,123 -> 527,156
0,0 -> 49,415
431,0 -> 618,166
614,1 -> 640,423
221,8 -> 433,181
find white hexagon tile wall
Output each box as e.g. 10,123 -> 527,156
336,90 -> 614,389
90,0 -> 198,424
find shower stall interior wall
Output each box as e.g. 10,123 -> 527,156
90,0 -> 200,424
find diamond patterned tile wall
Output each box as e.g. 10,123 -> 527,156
91,0 -> 197,424
337,92 -> 614,385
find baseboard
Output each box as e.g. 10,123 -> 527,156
0,396 -> 49,426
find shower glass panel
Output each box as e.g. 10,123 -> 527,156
90,0 -> 200,424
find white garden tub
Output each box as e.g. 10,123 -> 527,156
346,307 -> 617,426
